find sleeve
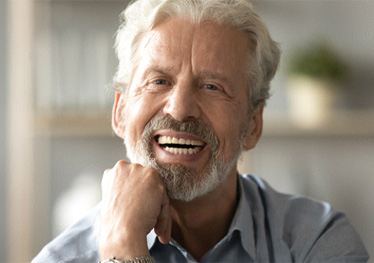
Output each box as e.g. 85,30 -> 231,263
31,203 -> 102,263
302,212 -> 369,263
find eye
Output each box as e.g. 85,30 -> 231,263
204,84 -> 218,91
153,79 -> 168,85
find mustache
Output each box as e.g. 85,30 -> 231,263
141,115 -> 219,150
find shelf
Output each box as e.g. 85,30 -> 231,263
35,109 -> 374,138
35,110 -> 113,137
263,110 -> 374,137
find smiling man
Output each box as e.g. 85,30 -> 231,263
33,1 -> 369,262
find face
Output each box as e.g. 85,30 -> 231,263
113,18 -> 263,201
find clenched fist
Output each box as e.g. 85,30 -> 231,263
100,160 -> 172,260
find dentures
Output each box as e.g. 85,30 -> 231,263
157,136 -> 205,155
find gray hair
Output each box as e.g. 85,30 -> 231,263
113,0 -> 281,109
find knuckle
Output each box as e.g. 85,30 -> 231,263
144,166 -> 157,175
114,159 -> 128,169
144,167 -> 159,182
102,169 -> 111,182
158,183 -> 167,195
103,169 -> 112,180
129,162 -> 142,171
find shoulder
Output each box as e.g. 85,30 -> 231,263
32,203 -> 101,263
239,174 -> 369,261
240,174 -> 333,220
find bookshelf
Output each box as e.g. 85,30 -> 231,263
34,110 -> 374,138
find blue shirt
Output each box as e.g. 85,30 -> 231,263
32,174 -> 369,262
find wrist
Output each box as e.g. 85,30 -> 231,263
99,256 -> 155,263
100,231 -> 149,260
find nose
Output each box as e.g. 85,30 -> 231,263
163,83 -> 201,122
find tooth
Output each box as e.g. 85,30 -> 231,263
159,136 -> 166,144
194,140 -> 202,146
163,145 -> 203,155
158,135 -> 204,148
195,140 -> 204,146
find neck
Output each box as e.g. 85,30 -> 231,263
169,169 -> 239,261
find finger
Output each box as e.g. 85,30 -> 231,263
154,190 -> 169,234
101,160 -> 130,193
155,206 -> 172,244
154,189 -> 171,244
101,169 -> 111,199
164,210 -> 172,243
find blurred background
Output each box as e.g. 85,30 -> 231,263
1,0 -> 373,262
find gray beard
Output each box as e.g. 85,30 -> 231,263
124,115 -> 244,202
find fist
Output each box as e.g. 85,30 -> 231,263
100,160 -> 172,260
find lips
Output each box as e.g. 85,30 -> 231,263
156,135 -> 206,155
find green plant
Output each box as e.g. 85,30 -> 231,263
288,42 -> 349,82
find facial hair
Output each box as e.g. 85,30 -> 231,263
124,115 -> 245,202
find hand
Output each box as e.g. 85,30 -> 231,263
100,160 -> 172,260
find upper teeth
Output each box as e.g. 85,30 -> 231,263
157,136 -> 204,146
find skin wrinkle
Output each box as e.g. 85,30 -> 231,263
119,18 -> 258,202
130,115 -> 228,201
124,31 -> 161,97
129,19 -> 247,115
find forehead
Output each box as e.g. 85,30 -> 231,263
137,18 -> 250,79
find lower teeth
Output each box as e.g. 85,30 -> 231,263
164,146 -> 200,155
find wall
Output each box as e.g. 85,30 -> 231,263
0,0 -> 8,261
49,136 -> 125,237
239,0 -> 374,257
240,136 -> 374,257
253,0 -> 374,112
31,1 -> 129,257
8,0 -> 373,260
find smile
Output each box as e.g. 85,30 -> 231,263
157,135 -> 205,155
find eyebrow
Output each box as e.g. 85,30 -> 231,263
142,66 -> 235,88
143,66 -> 175,77
198,71 -> 234,87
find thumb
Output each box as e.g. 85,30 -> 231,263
154,191 -> 172,244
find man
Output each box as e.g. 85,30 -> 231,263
33,0 -> 369,262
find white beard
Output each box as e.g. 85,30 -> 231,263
124,115 -> 245,202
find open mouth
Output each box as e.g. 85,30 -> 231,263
156,135 -> 206,155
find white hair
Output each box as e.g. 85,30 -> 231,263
113,0 -> 281,109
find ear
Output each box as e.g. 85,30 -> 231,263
112,92 -> 126,139
243,104 -> 264,150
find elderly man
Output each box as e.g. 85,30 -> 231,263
33,0 -> 369,262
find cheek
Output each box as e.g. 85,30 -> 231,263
124,96 -> 163,138
210,113 -> 243,152
207,103 -> 249,154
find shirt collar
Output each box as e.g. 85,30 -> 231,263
146,174 -> 256,259
227,174 -> 256,258
147,229 -> 157,249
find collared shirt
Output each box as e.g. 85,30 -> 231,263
32,174 -> 369,263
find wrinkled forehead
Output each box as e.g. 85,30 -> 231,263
136,18 -> 250,79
